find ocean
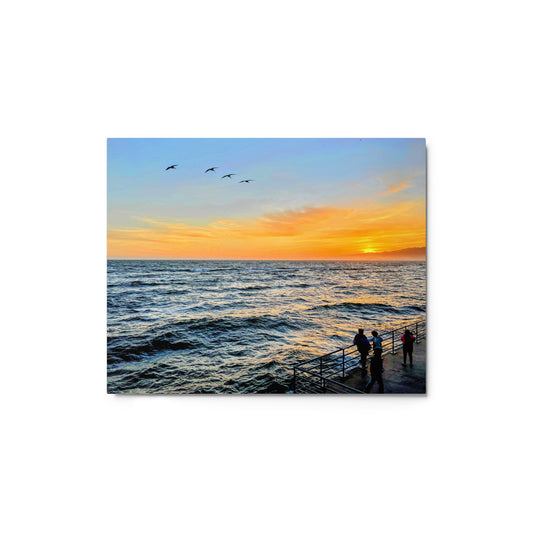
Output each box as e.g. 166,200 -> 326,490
107,260 -> 426,393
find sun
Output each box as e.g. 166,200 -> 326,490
362,247 -> 377,254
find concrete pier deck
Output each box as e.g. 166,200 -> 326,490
339,339 -> 426,394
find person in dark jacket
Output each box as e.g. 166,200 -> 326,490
354,328 -> 370,374
401,328 -> 416,367
365,346 -> 384,393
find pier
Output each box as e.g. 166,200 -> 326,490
292,320 -> 426,394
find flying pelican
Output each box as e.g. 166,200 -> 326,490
221,174 -> 235,179
239,179 -> 254,183
165,164 -> 179,170
205,167 -> 218,173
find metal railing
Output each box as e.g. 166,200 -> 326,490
292,319 -> 426,393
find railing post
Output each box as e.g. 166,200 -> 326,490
416,323 -> 419,344
293,368 -> 297,393
392,330 -> 395,354
320,357 -> 323,376
342,349 -> 345,378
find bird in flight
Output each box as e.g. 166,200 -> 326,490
239,179 -> 254,183
205,167 -> 218,173
221,174 -> 235,179
165,164 -> 179,170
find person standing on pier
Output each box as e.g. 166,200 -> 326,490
401,328 -> 416,367
365,331 -> 384,393
354,328 -> 371,374
370,330 -> 383,359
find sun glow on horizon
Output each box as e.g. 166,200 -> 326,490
107,199 -> 425,260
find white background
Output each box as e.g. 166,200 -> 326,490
2,1 -> 532,532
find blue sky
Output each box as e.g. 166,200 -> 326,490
107,138 -> 426,259
108,138 -> 425,226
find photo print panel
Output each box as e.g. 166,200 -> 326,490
107,138 -> 426,394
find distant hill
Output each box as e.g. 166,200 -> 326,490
341,247 -> 426,261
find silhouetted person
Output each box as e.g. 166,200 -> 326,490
370,330 -> 383,358
354,328 -> 370,374
365,344 -> 384,393
402,328 -> 416,366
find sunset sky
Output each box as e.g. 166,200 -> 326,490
108,138 -> 426,259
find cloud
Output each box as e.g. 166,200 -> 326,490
373,167 -> 424,196
243,206 -> 341,237
382,181 -> 412,195
108,199 -> 426,259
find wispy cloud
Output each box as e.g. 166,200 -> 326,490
108,199 -> 425,259
374,167 -> 424,196
382,181 -> 412,195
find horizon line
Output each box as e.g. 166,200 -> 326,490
107,257 -> 426,261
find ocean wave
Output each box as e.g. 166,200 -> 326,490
189,267 -> 241,273
185,314 -> 303,333
310,302 -> 426,314
108,280 -> 164,288
129,280 -> 163,287
108,333 -> 198,362
164,289 -> 190,295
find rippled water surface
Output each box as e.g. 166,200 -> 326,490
107,260 -> 426,393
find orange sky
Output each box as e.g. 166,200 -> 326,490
108,198 -> 426,260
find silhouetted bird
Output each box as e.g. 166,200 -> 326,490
221,174 -> 235,179
205,167 -> 218,173
239,179 -> 254,183
165,164 -> 179,170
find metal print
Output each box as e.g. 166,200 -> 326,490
107,138 -> 426,394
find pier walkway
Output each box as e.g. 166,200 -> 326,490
292,319 -> 426,394
339,339 -> 426,394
